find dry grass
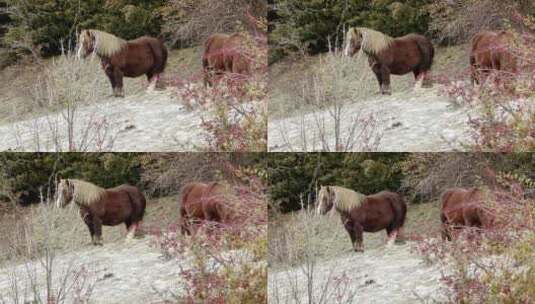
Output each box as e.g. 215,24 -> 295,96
0,194 -> 181,265
268,201 -> 441,270
0,47 -> 201,125
269,44 -> 469,119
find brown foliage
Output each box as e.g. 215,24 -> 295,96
428,0 -> 535,44
161,0 -> 267,46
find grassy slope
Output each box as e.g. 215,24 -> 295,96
0,47 -> 202,125
269,44 -> 470,119
268,201 -> 442,270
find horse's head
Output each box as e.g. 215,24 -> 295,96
77,30 -> 96,59
344,28 -> 362,57
317,186 -> 334,215
56,179 -> 75,208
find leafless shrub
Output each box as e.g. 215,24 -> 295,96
162,0 -> 267,46
268,200 -> 358,303
7,52 -> 119,151
416,182 -> 535,303
139,153 -> 231,197
0,190 -> 97,303
273,50 -> 385,151
428,0 -> 535,44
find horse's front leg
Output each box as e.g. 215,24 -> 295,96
180,208 -> 191,235
80,209 -> 96,244
92,216 -> 103,246
113,69 -> 125,98
353,222 -> 364,252
104,66 -> 117,97
381,66 -> 392,95
343,218 -> 357,249
371,63 -> 384,94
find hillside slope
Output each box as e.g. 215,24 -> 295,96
268,243 -> 448,304
0,48 -> 212,152
268,45 -> 474,152
0,237 -> 185,303
269,87 -> 473,151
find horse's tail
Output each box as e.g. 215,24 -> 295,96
415,36 -> 434,72
389,192 -> 407,230
125,187 -> 146,223
147,38 -> 167,74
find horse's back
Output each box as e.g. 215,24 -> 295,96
441,187 -> 479,224
471,31 -> 515,71
109,184 -> 146,221
388,33 -> 434,74
203,33 -> 249,74
121,36 -> 167,77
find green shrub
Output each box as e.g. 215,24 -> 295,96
3,0 -> 164,57
269,0 -> 431,59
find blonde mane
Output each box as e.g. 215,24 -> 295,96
69,179 -> 105,207
86,29 -> 127,57
349,27 -> 394,55
330,186 -> 367,212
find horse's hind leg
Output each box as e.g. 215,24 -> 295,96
345,220 -> 364,252
125,220 -> 139,240
146,72 -> 160,92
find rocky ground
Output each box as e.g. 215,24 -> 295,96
0,236 -> 186,303
0,88 -> 208,152
269,86 -> 474,152
268,242 -> 449,304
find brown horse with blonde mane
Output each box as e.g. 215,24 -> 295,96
56,178 -> 146,246
470,31 -> 517,85
202,33 -> 251,87
344,27 -> 434,95
77,29 -> 168,97
317,186 -> 406,252
440,187 -> 494,240
179,182 -> 231,235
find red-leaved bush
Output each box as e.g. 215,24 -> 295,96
415,170 -> 535,303
152,165 -> 267,303
437,14 -> 535,151
169,14 -> 268,152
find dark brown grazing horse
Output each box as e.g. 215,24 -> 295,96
78,29 -> 168,97
317,186 -> 407,252
56,179 -> 146,246
179,182 -> 231,235
440,187 -> 494,240
202,33 -> 251,87
470,31 -> 517,85
344,27 -> 434,95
